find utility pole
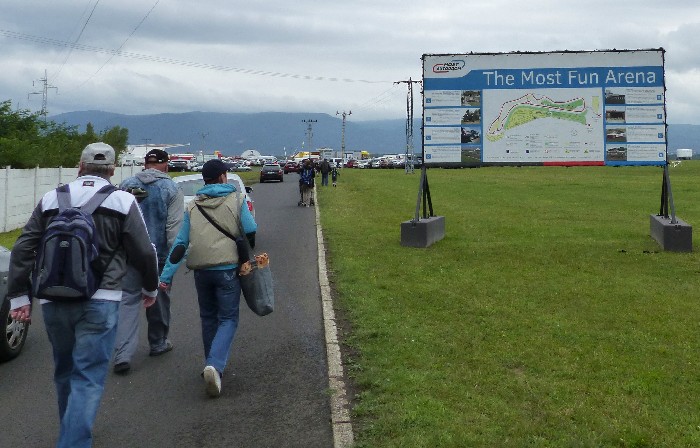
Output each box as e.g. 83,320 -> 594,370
201,132 -> 209,150
336,110 -> 351,158
395,78 -> 421,174
302,119 -> 317,154
28,69 -> 58,121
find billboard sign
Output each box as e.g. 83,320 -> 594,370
422,50 -> 666,166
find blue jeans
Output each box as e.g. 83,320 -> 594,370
193,269 -> 241,375
42,300 -> 119,448
321,172 -> 329,186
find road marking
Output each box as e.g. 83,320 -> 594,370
314,186 -> 355,448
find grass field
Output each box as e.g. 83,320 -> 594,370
316,163 -> 700,447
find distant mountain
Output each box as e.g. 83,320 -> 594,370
50,110 -> 421,157
50,110 -> 699,158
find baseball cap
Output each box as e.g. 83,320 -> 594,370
201,159 -> 228,180
145,148 -> 169,164
80,142 -> 116,165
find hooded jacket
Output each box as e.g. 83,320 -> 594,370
159,182 -> 257,284
120,168 -> 184,264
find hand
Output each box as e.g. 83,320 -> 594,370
158,282 -> 170,292
142,294 -> 157,308
10,304 -> 32,324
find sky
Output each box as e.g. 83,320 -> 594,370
2,0 -> 700,123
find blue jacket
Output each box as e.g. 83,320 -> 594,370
159,183 -> 257,284
120,169 -> 184,264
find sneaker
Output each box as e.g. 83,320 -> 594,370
113,362 -> 131,375
203,365 -> 221,397
149,339 -> 173,357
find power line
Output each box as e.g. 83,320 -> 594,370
0,29 -> 391,84
74,0 -> 161,90
53,0 -> 101,82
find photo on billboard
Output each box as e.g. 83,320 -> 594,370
422,49 -> 666,167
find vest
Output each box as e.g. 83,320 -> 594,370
185,192 -> 242,270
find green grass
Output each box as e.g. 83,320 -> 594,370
316,163 -> 700,447
0,228 -> 21,249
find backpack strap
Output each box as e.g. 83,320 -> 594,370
56,184 -> 72,213
81,184 -> 118,214
55,184 -> 116,214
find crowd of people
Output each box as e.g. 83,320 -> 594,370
6,144 -> 257,448
4,148 -> 346,447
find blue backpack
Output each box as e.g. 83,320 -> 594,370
32,184 -> 116,301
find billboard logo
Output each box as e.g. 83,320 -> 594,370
433,60 -> 465,74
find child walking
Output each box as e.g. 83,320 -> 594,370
331,165 -> 340,187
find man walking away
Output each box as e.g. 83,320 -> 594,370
6,142 -> 159,448
113,148 -> 184,374
159,159 -> 257,398
299,159 -> 315,206
319,158 -> 330,186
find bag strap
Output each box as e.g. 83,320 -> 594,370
81,185 -> 118,214
56,184 -> 72,212
56,184 -> 116,214
195,203 -> 238,241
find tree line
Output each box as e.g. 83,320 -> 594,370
0,100 -> 128,169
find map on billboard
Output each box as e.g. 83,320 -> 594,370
422,50 -> 666,166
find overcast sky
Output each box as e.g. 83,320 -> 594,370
2,0 -> 699,123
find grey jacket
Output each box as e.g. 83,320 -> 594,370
7,175 -> 159,309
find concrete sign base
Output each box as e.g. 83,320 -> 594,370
400,216 -> 445,248
650,214 -> 693,252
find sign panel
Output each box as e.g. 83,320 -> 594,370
422,50 -> 666,166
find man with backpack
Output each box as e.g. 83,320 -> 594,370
6,142 -> 159,448
298,159 -> 315,206
112,148 -> 183,374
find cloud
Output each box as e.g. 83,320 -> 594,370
1,1 -> 700,123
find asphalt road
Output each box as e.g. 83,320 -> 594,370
0,175 -> 335,447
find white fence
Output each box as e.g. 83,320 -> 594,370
0,166 -> 138,233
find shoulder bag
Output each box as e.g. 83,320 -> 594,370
195,196 -> 274,316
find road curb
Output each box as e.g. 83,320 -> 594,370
314,188 -> 355,448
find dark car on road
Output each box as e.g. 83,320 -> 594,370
260,163 -> 284,183
168,160 -> 189,172
1,245 -> 29,362
283,161 -> 300,174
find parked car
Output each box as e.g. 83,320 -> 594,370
379,158 -> 394,169
173,173 -> 255,217
168,160 -> 190,172
259,163 -> 284,183
283,161 -> 300,174
227,162 -> 252,172
1,245 -> 29,362
344,159 -> 358,168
